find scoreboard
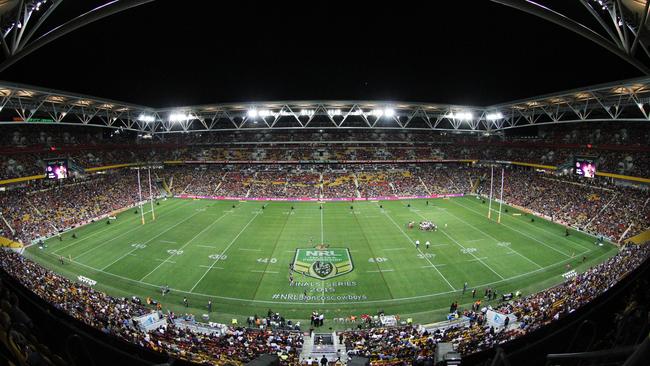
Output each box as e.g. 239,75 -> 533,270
45,159 -> 69,179
574,157 -> 597,178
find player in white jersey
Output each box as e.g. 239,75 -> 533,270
425,241 -> 430,249
415,240 -> 420,249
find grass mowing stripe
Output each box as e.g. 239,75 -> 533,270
451,198 -> 574,257
24,199 -> 617,324
462,196 -> 595,251
250,205 -> 293,300
189,208 -> 262,293
320,204 -> 325,304
351,204 -> 396,299
376,203 -> 456,291
52,199 -> 184,254
432,204 -> 544,269
72,200 -> 190,260
99,204 -> 207,271
139,210 -> 231,281
31,234 -> 602,306
404,202 -> 506,280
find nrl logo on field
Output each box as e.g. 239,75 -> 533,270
292,245 -> 353,280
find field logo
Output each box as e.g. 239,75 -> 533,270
293,244 -> 353,280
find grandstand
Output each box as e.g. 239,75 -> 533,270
1,2 -> 650,366
0,101 -> 648,366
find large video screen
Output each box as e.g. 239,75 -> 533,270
574,157 -> 597,178
45,159 -> 68,179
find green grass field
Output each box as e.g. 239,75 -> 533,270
25,196 -> 617,327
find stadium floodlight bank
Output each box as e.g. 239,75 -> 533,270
2,76 -> 650,133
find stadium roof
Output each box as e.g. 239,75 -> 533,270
1,76 -> 649,134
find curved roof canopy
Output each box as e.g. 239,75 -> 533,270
0,76 -> 649,134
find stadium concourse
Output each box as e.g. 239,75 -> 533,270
0,123 -> 649,366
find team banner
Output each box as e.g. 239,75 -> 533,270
485,309 -> 517,328
292,246 -> 353,280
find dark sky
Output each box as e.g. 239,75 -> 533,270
2,0 -> 643,107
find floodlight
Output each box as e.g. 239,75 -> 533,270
169,113 -> 193,122
300,109 -> 314,116
138,114 -> 155,123
384,108 -> 395,117
486,112 -> 503,121
258,109 -> 272,117
328,109 -> 342,116
445,111 -> 473,120
247,109 -> 258,118
370,109 -> 384,117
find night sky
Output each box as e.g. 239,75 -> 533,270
2,0 -> 643,107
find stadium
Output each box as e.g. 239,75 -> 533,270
0,1 -> 649,366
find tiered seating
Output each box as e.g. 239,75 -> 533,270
0,172 -> 160,244
322,172 -> 357,198
0,250 -> 304,366
285,172 -> 321,197
357,171 -> 394,198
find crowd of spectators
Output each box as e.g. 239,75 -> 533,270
2,123 -> 649,180
0,171 -> 160,244
340,243 -> 649,364
2,164 -> 646,244
8,237 -> 640,365
322,172 -> 357,198
0,249 -> 303,365
494,170 -> 649,240
1,239 -> 646,365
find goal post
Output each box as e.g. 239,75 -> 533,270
148,167 -> 156,221
487,166 -> 494,219
137,169 -> 145,225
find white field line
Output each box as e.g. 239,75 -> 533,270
320,204 -> 325,304
41,245 -> 599,306
367,269 -> 395,273
320,205 -> 324,244
99,207 -> 207,271
408,207 -> 506,280
377,204 -> 456,291
451,199 -> 574,257
196,245 -> 217,249
71,225 -> 146,259
189,212 -> 262,292
199,265 -> 224,269
464,256 -> 489,263
382,248 -> 407,251
441,207 -> 544,269
160,240 -> 178,244
438,229 -> 505,280
139,211 -> 231,281
72,200 -> 190,260
251,270 -> 279,274
238,248 -> 261,252
459,196 -> 594,251
54,199 -> 186,254
154,259 -> 176,264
